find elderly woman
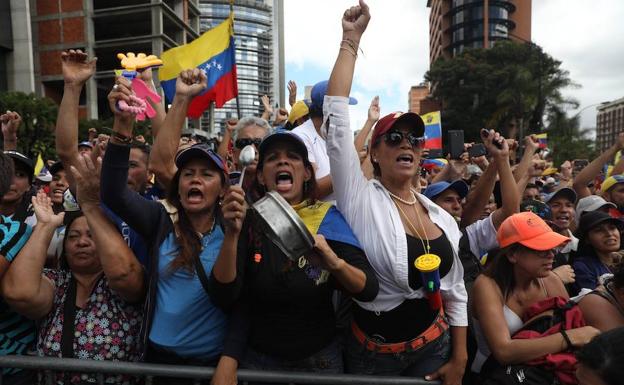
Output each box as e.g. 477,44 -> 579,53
210,131 -> 378,374
471,212 -> 600,382
2,154 -> 144,385
572,211 -> 623,294
100,70 -> 237,385
323,2 -> 468,383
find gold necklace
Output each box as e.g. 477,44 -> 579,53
394,201 -> 431,253
387,188 -> 418,205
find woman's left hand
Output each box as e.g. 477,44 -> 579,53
305,234 -> 345,272
425,358 -> 466,385
31,191 -> 64,227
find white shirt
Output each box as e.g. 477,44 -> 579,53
292,119 -> 335,201
465,214 -> 498,261
324,95 -> 468,327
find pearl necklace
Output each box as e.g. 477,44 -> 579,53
386,188 -> 418,205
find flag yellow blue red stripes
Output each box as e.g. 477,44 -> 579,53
421,111 -> 442,149
535,133 -> 548,149
159,13 -> 238,118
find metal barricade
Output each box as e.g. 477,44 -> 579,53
0,355 -> 440,384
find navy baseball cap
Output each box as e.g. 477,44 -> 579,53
306,80 -> 358,111
544,187 -> 577,205
423,180 -> 469,201
78,141 -> 93,149
175,143 -> 227,176
258,131 -> 309,168
4,151 -> 34,180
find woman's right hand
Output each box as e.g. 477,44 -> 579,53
31,191 -> 64,228
222,186 -> 247,235
552,265 -> 575,284
567,326 -> 600,348
341,0 -> 371,43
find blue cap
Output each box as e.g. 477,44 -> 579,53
174,143 -> 227,176
306,80 -> 358,111
423,180 -> 469,201
78,141 -> 93,148
258,131 -> 309,167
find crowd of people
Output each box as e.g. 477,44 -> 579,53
0,1 -> 623,385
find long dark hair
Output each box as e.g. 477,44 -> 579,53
484,244 -> 519,299
166,168 -> 225,272
576,327 -> 624,385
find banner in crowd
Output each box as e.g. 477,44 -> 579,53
159,13 -> 238,118
33,154 -> 44,176
421,111 -> 442,149
535,133 -> 548,149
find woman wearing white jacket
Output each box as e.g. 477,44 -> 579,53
324,2 -> 468,384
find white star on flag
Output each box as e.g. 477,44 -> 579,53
216,63 -> 222,70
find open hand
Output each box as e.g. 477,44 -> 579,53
70,154 -> 101,208
261,95 -> 273,116
287,80 -> 297,107
368,96 -> 380,123
31,191 -> 64,227
61,50 -> 97,86
342,0 -> 371,42
117,52 -> 162,71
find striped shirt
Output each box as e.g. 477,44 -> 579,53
0,215 -> 35,375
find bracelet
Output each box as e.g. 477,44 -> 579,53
340,46 -> 357,58
112,131 -> 133,144
560,329 -> 572,350
341,39 -> 365,56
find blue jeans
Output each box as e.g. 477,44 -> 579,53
345,328 -> 451,377
242,339 -> 343,384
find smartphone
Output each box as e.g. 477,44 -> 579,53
573,159 -> 589,172
426,149 -> 444,159
448,130 -> 465,160
469,143 -> 487,158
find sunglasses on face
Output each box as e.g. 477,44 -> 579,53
235,138 -> 262,149
381,131 -> 425,148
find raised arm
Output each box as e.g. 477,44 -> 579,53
486,132 -> 519,229
287,80 -> 297,107
1,192 -> 59,319
461,158 -> 498,228
354,96 -> 379,152
72,154 -> 145,303
55,50 -> 97,190
573,133 -> 624,199
1,111 -> 21,151
217,119 -> 237,161
148,69 -> 208,188
513,135 -> 539,183
260,95 -> 273,122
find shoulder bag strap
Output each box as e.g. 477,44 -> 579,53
193,249 -> 212,296
61,275 -> 78,358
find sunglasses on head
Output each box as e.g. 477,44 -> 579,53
235,138 -> 262,149
381,130 -> 425,148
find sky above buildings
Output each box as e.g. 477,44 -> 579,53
283,0 -> 624,135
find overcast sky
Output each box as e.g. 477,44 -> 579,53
283,0 -> 624,134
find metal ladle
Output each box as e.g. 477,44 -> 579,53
237,145 -> 256,187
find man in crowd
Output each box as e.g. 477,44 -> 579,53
0,151 -> 36,226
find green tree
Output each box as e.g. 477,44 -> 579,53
0,91 -> 58,159
425,41 -> 577,143
544,105 -> 597,166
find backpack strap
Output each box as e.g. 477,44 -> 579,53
588,287 -> 624,317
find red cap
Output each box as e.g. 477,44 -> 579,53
370,112 -> 425,146
497,212 -> 570,250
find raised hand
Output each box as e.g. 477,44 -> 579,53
176,68 -> 208,99
221,185 -> 247,235
70,154 -> 101,208
117,52 -> 162,71
226,119 -> 238,134
275,108 -> 289,126
31,191 -> 64,228
367,95 -> 380,122
342,0 -> 371,42
1,110 -> 22,139
107,76 -> 135,119
61,50 -> 97,86
88,127 -> 98,142
481,129 -> 509,160
524,134 -> 540,155
287,80 -> 297,107
260,95 -> 273,116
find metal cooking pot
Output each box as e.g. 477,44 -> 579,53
252,191 -> 315,261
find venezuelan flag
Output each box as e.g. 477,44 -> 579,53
33,154 -> 44,177
421,111 -> 442,149
159,13 -> 238,118
535,133 -> 548,149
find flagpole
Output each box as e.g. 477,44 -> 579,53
230,0 -> 241,119
209,101 -> 215,135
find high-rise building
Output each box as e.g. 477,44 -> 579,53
198,0 -> 284,133
408,83 -> 441,115
1,0 -> 36,94
427,0 -> 532,65
21,0 -> 200,119
596,98 -> 624,153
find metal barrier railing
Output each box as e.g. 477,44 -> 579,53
0,355 -> 440,385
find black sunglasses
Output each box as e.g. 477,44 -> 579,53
235,138 -> 262,149
381,131 -> 425,148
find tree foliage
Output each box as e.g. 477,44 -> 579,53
425,41 -> 577,143
545,106 -> 598,166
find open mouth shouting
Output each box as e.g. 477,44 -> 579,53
186,187 -> 204,204
396,153 -> 414,167
276,171 -> 294,193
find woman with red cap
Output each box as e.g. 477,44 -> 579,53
471,212 -> 600,380
323,2 -> 468,383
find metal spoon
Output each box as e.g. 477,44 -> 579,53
237,145 -> 256,187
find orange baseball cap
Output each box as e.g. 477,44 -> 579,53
497,212 -> 570,250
